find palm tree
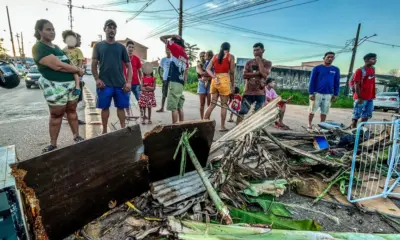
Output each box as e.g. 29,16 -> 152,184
185,42 -> 200,67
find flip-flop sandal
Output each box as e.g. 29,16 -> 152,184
219,128 -> 230,132
74,136 -> 85,143
42,145 -> 57,153
227,119 -> 234,122
141,120 -> 146,125
148,120 -> 153,124
156,109 -> 164,112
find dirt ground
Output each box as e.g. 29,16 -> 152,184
279,190 -> 399,233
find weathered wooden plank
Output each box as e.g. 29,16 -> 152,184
144,120 -> 215,182
12,125 -> 149,240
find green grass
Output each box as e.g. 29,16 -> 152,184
279,89 -> 354,108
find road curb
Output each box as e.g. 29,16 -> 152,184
83,86 -> 102,139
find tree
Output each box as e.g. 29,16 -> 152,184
0,38 -> 9,60
185,42 -> 200,67
388,69 -> 400,78
379,69 -> 400,92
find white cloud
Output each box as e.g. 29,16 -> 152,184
205,3 -> 219,9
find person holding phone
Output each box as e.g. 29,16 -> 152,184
238,43 -> 272,124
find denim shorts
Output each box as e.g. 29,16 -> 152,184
197,80 -> 210,94
131,84 -> 141,101
352,99 -> 374,119
96,86 -> 130,109
239,95 -> 266,115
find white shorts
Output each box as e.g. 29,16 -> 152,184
309,93 -> 332,115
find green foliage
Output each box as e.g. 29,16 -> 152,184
230,208 -> 322,231
248,195 -> 292,217
277,89 -> 354,108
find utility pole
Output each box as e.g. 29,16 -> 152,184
68,0 -> 73,30
15,33 -> 21,57
344,23 -> 361,96
178,0 -> 183,36
20,32 -> 25,57
6,6 -> 16,57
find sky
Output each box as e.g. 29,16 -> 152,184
1,0 -> 399,74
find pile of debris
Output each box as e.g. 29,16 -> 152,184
68,100 -> 400,240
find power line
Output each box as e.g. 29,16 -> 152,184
146,0 -> 279,38
42,0 -> 173,13
207,0 -> 318,23
126,0 -> 156,23
167,0 -> 179,14
366,40 -> 400,48
87,0 -> 151,8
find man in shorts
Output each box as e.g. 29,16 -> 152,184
351,53 -> 377,128
160,34 -> 188,123
308,52 -> 340,129
239,43 -> 272,121
156,48 -> 171,112
92,19 -> 133,133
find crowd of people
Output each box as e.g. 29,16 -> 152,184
31,18 -> 378,153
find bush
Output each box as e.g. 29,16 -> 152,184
277,88 -> 354,108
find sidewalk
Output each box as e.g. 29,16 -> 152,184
83,76 -> 394,138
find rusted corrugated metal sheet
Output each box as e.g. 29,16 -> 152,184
152,170 -> 211,207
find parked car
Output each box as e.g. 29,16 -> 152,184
0,60 -> 20,89
86,68 -> 92,75
25,65 -> 42,89
373,92 -> 400,112
15,63 -> 28,76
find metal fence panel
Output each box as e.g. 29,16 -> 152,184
347,119 -> 400,203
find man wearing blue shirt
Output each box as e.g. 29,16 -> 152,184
308,52 -> 340,129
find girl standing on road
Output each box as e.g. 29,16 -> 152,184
138,63 -> 156,124
32,19 -> 85,153
204,42 -> 235,132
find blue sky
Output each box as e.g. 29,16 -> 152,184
1,0 -> 399,74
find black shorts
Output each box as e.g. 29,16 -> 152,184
162,80 -> 169,98
239,95 -> 266,115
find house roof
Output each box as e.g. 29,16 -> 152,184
90,38 -> 148,49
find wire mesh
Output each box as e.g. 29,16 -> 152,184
348,119 -> 400,203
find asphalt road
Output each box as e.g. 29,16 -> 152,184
0,81 -> 86,161
1,75 -> 393,160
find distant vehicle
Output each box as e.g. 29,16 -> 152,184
374,92 -> 399,112
0,60 -> 20,89
25,66 -> 42,89
86,68 -> 92,75
15,63 -> 28,76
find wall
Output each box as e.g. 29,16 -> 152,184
235,65 -> 312,90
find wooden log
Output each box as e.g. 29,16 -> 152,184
11,125 -> 149,240
262,128 -> 344,168
144,120 -> 215,182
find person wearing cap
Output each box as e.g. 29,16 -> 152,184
91,19 -> 133,134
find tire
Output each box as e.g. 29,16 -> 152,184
383,109 -> 388,112
26,84 -> 31,89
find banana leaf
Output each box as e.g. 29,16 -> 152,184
248,195 -> 292,217
169,217 -> 397,240
242,179 -> 287,197
230,208 -> 321,231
